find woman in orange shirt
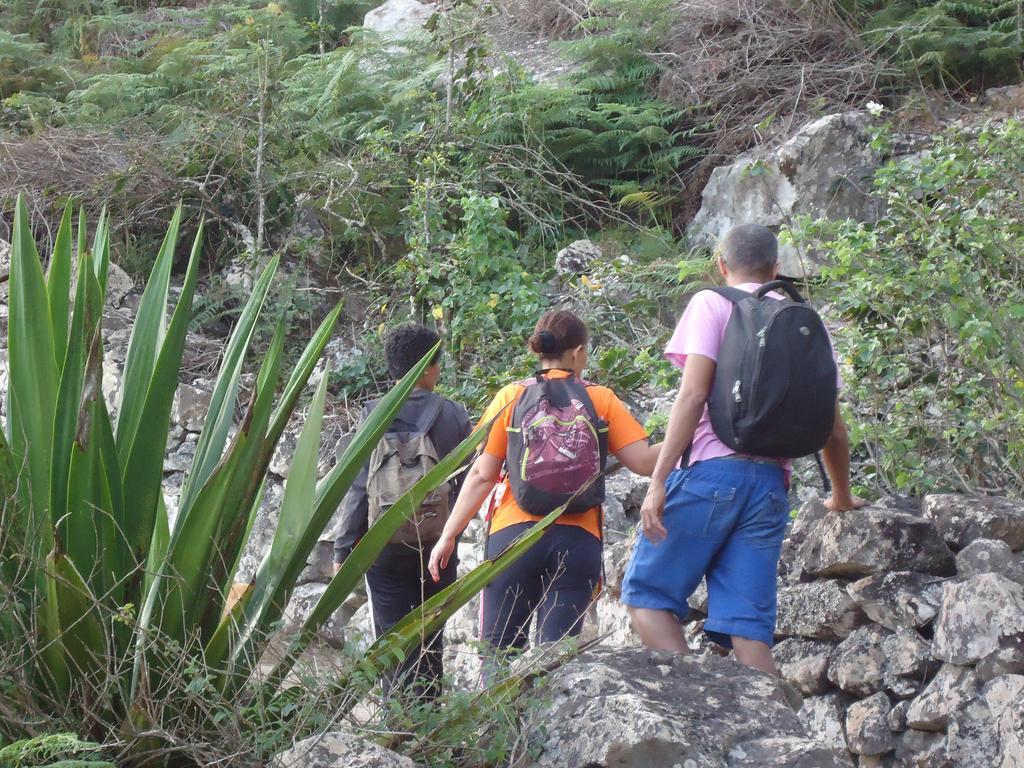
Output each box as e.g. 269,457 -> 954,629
428,309 -> 660,654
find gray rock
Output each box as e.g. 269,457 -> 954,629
362,0 -> 433,39
922,494 -> 1024,552
932,573 -> 1024,666
298,539 -> 337,586
276,727 -> 421,767
828,625 -> 890,697
895,729 -> 952,768
172,381 -> 213,433
846,572 -> 947,632
727,736 -> 853,767
976,643 -> 1024,683
882,629 -> 938,699
600,494 -> 630,543
906,664 -> 980,732
554,239 -> 601,277
956,538 -> 1024,583
688,112 -> 882,277
796,507 -> 955,579
798,692 -> 850,753
775,638 -> 836,695
235,480 -> 286,582
982,84 -> 1024,111
982,674 -> 1024,765
846,692 -> 894,756
605,470 -> 649,520
164,433 -> 197,473
888,699 -> 911,733
281,583 -> 347,649
106,261 -> 134,307
776,580 -> 867,640
532,648 -> 841,768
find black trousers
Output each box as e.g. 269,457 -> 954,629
481,522 -> 602,650
365,541 -> 457,701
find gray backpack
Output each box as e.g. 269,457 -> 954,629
366,395 -> 451,546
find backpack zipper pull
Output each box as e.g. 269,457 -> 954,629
757,327 -> 767,347
733,380 -> 742,403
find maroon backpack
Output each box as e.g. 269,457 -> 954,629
506,370 -> 609,516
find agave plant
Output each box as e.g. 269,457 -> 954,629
0,196 -> 580,764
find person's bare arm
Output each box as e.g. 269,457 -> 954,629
614,439 -> 662,477
639,354 -> 715,541
427,451 -> 503,581
822,402 -> 866,512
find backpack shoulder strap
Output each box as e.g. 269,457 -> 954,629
414,393 -> 445,435
708,286 -> 753,305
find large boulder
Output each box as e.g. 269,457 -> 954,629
798,692 -> 850,754
281,583 -> 348,648
827,625 -> 890,697
956,538 -> 1024,583
932,573 -> 1024,666
882,629 -> 938,698
905,663 -> 981,732
845,692 -> 894,757
687,112 -> 882,277
275,727 -> 421,767
774,638 -> 836,695
363,0 -> 433,38
946,675 -> 1024,767
795,506 -> 955,579
531,648 -> 851,767
923,493 -> 1024,551
845,571 -> 947,632
554,239 -> 601,277
776,580 -> 866,640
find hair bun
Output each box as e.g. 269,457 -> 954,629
532,329 -> 558,355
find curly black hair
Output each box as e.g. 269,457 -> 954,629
384,323 -> 442,379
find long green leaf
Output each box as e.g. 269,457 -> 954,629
47,552 -> 106,685
232,366 -> 331,664
50,247 -> 101,553
122,223 -> 202,607
225,343 -> 441,680
46,202 -> 73,369
177,256 -> 280,516
260,411 -> 494,689
91,208 -> 110,297
137,322 -> 283,663
114,204 -> 181,458
7,195 -> 59,571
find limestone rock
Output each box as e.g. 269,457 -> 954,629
688,112 -> 882,277
923,493 -> 1024,551
281,583 -> 347,648
554,239 -> 600,277
888,699 -> 911,733
906,664 -> 980,732
298,539 -> 337,586
796,507 -> 955,579
275,727 -> 421,767
828,625 -> 890,697
846,692 -> 894,756
726,736 -> 853,767
956,538 -> 1024,583
172,381 -> 213,433
532,648 -> 842,768
106,261 -> 135,307
776,580 -> 866,640
363,0 -> 433,39
882,629 -> 937,699
932,573 -> 1024,666
605,471 -> 649,520
798,692 -> 850,754
775,638 -> 835,695
895,729 -> 952,768
592,539 -> 639,647
234,480 -> 286,582
846,572 -> 947,632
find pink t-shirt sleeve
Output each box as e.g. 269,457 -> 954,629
664,289 -> 731,369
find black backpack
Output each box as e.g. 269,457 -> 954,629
707,281 -> 837,459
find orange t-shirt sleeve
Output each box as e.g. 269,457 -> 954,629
479,384 -> 520,459
599,388 -> 649,453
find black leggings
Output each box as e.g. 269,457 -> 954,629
481,522 -> 602,650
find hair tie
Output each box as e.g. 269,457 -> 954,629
537,329 -> 558,355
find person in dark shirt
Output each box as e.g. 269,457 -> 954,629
333,324 -> 471,701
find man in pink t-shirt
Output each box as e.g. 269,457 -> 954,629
621,224 -> 863,674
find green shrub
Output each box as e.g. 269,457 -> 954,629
793,120 -> 1024,497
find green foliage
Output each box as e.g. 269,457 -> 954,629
855,0 -> 1024,88
792,120 -> 1024,497
0,733 -> 112,767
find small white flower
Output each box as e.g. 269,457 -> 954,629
866,101 -> 885,117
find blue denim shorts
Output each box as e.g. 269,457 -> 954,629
621,457 -> 790,647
